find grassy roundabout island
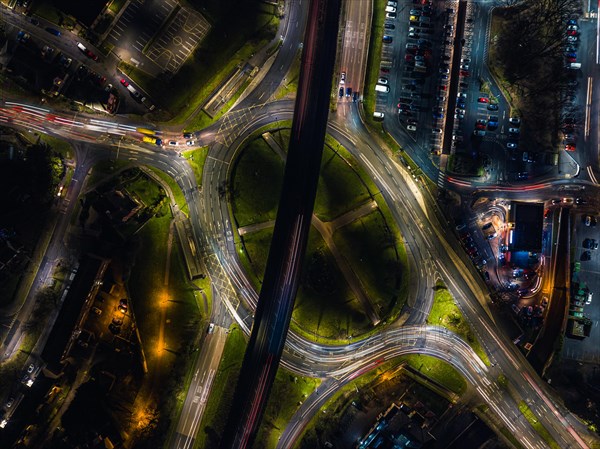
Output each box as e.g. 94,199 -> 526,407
230,128 -> 409,342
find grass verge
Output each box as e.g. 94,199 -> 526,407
332,208 -> 407,321
231,136 -> 285,227
195,325 -> 247,448
428,281 -> 490,366
255,369 -> 321,449
402,354 -> 467,395
182,147 -> 209,186
148,167 -> 189,216
362,0 -> 386,124
518,401 -> 561,449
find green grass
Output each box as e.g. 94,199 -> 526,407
196,325 -> 247,449
232,132 -> 376,226
314,145 -> 372,221
37,134 -> 73,159
31,2 -> 62,25
255,369 -> 321,449
120,0 -> 278,124
232,129 -> 409,342
128,215 -> 171,360
185,78 -> 252,131
128,210 -> 202,448
126,172 -> 165,207
274,49 -> 302,100
518,401 -> 561,449
240,225 -> 367,341
332,209 -> 406,319
108,0 -> 126,14
182,147 -> 209,186
87,159 -> 131,189
148,167 -> 190,216
428,281 -> 490,366
402,354 -> 467,395
362,0 -> 386,124
231,136 -> 285,227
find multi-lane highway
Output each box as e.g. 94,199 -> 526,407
1,0 -> 600,448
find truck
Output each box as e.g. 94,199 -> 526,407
142,136 -> 163,146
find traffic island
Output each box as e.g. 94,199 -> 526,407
230,128 -> 409,342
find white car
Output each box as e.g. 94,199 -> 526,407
27,364 -> 35,374
508,127 -> 520,134
340,72 -> 346,85
432,128 -> 442,134
507,142 -> 518,149
168,140 -> 179,146
377,77 -> 388,85
387,1 -> 398,6
385,6 -> 396,13
407,125 -> 417,131
567,25 -> 579,31
186,140 -> 195,146
508,117 -> 521,126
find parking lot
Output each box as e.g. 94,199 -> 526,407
145,6 -> 211,75
562,211 -> 600,363
106,0 -> 177,65
372,0 -> 460,155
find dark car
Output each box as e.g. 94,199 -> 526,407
45,27 -> 61,36
384,23 -> 395,30
487,103 -> 499,111
581,250 -> 592,261
352,91 -> 358,102
339,87 -> 344,97
346,87 -> 352,97
183,132 -> 193,139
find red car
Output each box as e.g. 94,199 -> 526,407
478,97 -> 489,103
565,144 -> 576,151
120,78 -> 129,87
566,56 -> 576,63
405,53 -> 414,61
381,67 -> 390,73
567,30 -> 578,36
460,70 -> 470,77
439,84 -> 448,91
476,123 -> 486,130
86,50 -> 98,61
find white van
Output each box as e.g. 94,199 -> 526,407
375,84 -> 390,93
76,42 -> 86,52
385,5 -> 396,13
373,111 -> 385,119
569,62 -> 581,69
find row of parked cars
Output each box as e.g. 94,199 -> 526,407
397,1 -> 449,131
562,16 -> 580,154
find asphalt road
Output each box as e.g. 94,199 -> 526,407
170,324 -> 227,449
0,1 -> 599,448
